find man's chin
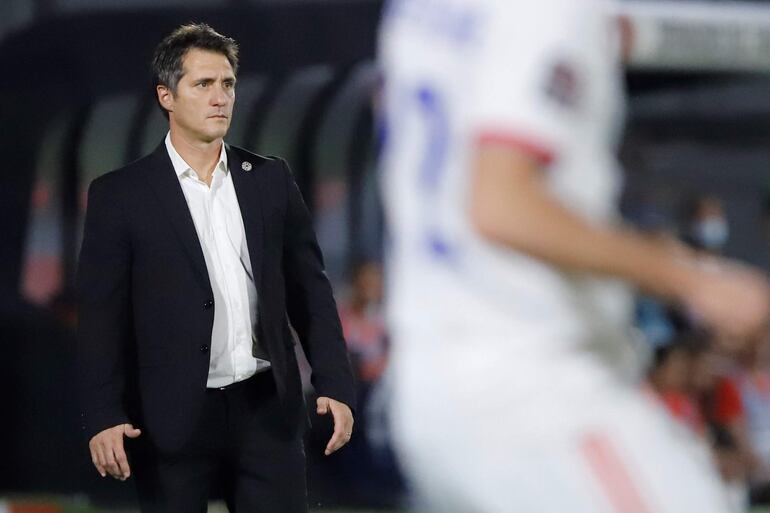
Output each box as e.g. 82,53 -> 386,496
200,125 -> 229,143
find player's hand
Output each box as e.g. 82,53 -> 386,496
682,260 -> 770,343
316,397 -> 354,456
89,423 -> 142,481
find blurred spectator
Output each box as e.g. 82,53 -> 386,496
636,294 -> 677,348
670,194 -> 737,335
691,340 -> 757,494
729,331 -> 770,503
627,188 -> 770,508
332,260 -> 403,506
338,260 -> 387,385
634,230 -> 682,347
649,336 -> 706,434
649,331 -> 758,511
683,194 -> 730,254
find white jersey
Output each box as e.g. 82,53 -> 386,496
379,0 -> 634,362
379,6 -> 733,511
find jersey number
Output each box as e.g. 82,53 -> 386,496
414,85 -> 454,259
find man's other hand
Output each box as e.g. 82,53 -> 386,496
89,423 -> 142,480
683,260 -> 770,343
316,397 -> 354,456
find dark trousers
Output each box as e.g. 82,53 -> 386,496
129,370 -> 308,513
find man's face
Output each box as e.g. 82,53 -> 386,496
159,48 -> 236,143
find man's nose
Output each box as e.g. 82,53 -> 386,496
211,84 -> 229,106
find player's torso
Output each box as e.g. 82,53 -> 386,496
379,0 -> 633,353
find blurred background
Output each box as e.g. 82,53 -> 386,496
5,0 -> 770,511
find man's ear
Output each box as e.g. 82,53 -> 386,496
157,85 -> 174,113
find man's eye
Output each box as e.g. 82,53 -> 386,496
198,82 -> 208,88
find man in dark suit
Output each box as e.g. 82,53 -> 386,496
76,23 -> 355,513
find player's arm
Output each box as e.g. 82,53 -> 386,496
469,143 -> 770,339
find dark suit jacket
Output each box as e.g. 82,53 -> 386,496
76,141 -> 355,454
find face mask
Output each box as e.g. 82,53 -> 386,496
693,217 -> 729,250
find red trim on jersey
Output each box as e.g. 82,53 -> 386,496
476,130 -> 555,166
580,432 -> 652,513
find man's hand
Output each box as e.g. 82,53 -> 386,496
316,397 -> 354,456
682,260 -> 770,343
89,423 -> 142,480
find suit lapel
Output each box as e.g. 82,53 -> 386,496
146,142 -> 212,293
226,144 -> 264,293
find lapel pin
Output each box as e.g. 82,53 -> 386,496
242,161 -> 253,172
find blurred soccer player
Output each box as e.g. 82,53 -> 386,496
378,1 -> 770,511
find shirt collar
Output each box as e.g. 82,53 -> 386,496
164,132 -> 228,179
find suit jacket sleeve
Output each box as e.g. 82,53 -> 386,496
280,159 -> 356,411
76,176 -> 132,441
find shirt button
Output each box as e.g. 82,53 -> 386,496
203,299 -> 214,309
200,345 -> 209,353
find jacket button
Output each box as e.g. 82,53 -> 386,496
203,299 -> 214,309
200,345 -> 209,352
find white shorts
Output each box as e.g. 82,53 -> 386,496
389,337 -> 731,513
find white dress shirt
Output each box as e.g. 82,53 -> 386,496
165,133 -> 269,388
